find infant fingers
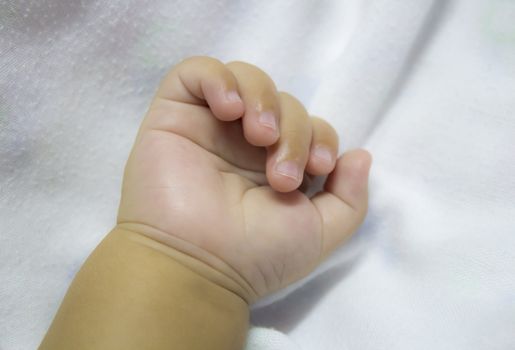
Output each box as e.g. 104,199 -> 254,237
147,56 -> 338,195
225,61 -> 281,147
154,56 -> 245,121
266,92 -> 312,193
305,117 -> 338,176
311,149 -> 372,261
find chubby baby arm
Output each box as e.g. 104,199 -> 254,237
39,228 -> 248,349
40,57 -> 372,349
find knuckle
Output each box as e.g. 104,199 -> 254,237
279,92 -> 310,122
256,89 -> 279,110
312,117 -> 337,137
226,61 -> 261,74
225,60 -> 250,68
227,61 -> 275,84
279,92 -> 304,110
171,56 -> 226,78
278,91 -> 297,102
179,55 -> 222,67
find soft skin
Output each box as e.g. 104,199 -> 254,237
40,56 -> 372,349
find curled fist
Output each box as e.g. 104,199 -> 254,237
117,57 -> 371,303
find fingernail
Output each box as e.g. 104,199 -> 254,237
226,90 -> 242,103
258,111 -> 277,131
275,160 -> 301,181
312,146 -> 333,163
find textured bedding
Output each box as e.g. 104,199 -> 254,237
1,0 -> 514,349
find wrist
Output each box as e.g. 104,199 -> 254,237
41,227 -> 249,350
115,222 -> 258,303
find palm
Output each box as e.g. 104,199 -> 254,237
119,102 -> 321,297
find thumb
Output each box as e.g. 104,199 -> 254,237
311,149 -> 372,261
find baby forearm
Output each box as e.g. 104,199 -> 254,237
39,228 -> 249,350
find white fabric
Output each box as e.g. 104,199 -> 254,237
1,0 -> 514,349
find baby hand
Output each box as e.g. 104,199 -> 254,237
117,57 -> 371,303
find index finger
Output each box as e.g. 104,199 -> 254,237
154,56 -> 245,121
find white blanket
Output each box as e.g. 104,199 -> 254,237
1,0 -> 514,349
